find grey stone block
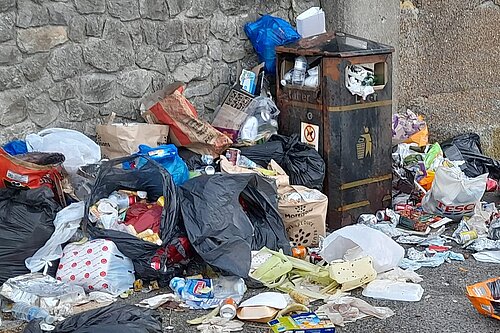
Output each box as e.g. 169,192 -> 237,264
0,66 -> 24,91
17,26 -> 68,54
0,45 -> 22,65
207,39 -> 222,61
142,19 -> 158,45
27,93 -> 59,127
211,61 -> 230,85
219,0 -> 252,15
85,15 -> 105,37
165,0 -> 182,17
173,58 -> 212,82
165,52 -> 183,72
183,44 -> 208,63
150,71 -> 174,91
47,44 -> 84,81
83,20 -> 134,72
46,2 -> 77,25
221,38 -> 246,63
24,74 -> 54,100
101,97 -> 139,119
64,99 -> 99,121
68,15 -> 86,42
0,0 -> 15,13
75,0 -> 106,14
20,53 -> 49,81
185,0 -> 217,18
139,0 -> 168,20
210,11 -> 235,42
185,19 -> 210,43
49,81 -> 76,101
107,0 -> 140,21
118,69 -> 153,98
184,80 -> 213,98
0,12 -> 15,42
157,19 -> 188,51
0,121 -> 37,143
126,20 -> 143,50
0,90 -> 27,126
136,45 -> 167,74
79,74 -> 116,103
17,0 -> 49,28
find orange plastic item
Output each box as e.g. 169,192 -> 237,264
404,116 -> 429,147
418,171 -> 435,191
466,277 -> 500,320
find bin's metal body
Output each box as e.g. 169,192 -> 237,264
276,32 -> 394,230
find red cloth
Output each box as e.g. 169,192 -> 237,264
125,203 -> 162,234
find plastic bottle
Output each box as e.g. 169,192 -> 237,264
237,155 -> 258,169
12,302 -> 55,324
292,56 -> 308,86
169,277 -> 186,297
212,276 -> 247,301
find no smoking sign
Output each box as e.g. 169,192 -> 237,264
300,122 -> 319,151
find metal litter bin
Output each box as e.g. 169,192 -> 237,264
276,32 -> 394,230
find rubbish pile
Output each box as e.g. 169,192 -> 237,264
0,6 -> 499,333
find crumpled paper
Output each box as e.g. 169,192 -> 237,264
196,317 -> 244,333
399,247 -> 464,270
317,296 -> 394,327
136,293 -> 177,309
377,267 -> 423,283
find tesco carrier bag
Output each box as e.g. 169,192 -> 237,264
422,165 -> 487,221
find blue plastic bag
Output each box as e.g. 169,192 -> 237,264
244,15 -> 301,75
137,144 -> 190,186
2,140 -> 27,156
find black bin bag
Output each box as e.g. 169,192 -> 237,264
180,173 -> 291,278
0,187 -> 60,284
240,134 -> 325,190
83,155 -> 178,283
24,303 -> 162,333
441,133 -> 500,180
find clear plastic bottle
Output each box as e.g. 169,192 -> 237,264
212,276 -> 247,301
292,56 -> 308,86
12,302 -> 55,324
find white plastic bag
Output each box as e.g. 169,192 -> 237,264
26,128 -> 101,175
56,239 -> 134,296
422,165 -> 487,221
320,225 -> 404,273
25,202 -> 85,273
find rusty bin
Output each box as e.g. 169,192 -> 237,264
276,32 -> 395,230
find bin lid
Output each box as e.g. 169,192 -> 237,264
276,32 -> 394,57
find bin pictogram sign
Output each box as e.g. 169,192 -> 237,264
301,122 -> 319,151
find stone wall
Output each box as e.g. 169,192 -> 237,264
399,0 -> 500,157
0,0 -> 319,142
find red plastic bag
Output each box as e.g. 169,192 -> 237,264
0,148 -> 66,205
141,82 -> 232,156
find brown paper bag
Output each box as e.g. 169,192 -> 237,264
278,185 -> 328,247
96,114 -> 170,159
220,156 -> 289,187
141,82 -> 232,156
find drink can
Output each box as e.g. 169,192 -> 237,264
292,246 -> 307,259
201,154 -> 214,165
219,298 -> 237,320
394,204 -> 412,212
376,210 -> 390,221
309,252 -> 323,265
225,148 -> 240,166
459,230 -> 478,244
204,166 -> 215,175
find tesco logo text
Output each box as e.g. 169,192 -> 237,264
436,201 -> 475,215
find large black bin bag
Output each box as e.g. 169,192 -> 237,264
180,173 -> 291,277
0,187 -> 60,284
